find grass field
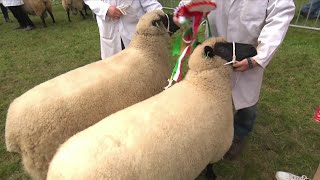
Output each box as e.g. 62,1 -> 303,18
1,3 -> 320,180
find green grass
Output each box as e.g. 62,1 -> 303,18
1,4 -> 320,180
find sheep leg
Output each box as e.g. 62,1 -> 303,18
205,163 -> 216,180
41,13 -> 47,28
67,8 -> 71,22
84,5 -> 89,16
47,10 -> 55,23
80,10 -> 86,19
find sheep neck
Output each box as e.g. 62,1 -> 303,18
183,69 -> 232,99
129,34 -> 170,55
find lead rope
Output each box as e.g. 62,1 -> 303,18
224,42 -> 236,65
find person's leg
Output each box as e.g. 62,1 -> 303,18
233,104 -> 257,139
7,6 -> 26,28
0,3 -> 10,20
224,104 -> 257,159
16,5 -> 35,29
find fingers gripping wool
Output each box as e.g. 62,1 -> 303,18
5,10 -> 171,180
47,38 -> 235,180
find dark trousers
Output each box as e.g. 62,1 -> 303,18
0,3 -> 9,19
7,5 -> 34,27
233,104 -> 258,139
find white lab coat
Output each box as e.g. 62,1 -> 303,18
2,0 -> 24,7
206,0 -> 295,110
84,0 -> 162,59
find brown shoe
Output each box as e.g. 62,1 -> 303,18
223,137 -> 246,160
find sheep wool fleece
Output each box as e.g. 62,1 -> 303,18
47,38 -> 234,180
5,10 -> 171,180
22,0 -> 52,16
62,0 -> 83,13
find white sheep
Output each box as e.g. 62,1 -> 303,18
62,0 -> 89,22
47,37 -> 258,180
5,10 -> 173,180
22,0 -> 55,27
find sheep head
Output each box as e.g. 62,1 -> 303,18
188,38 -> 257,73
135,10 -> 180,37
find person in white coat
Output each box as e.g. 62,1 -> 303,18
84,0 -> 163,59
173,0 -> 295,178
175,0 -> 295,160
2,0 -> 35,30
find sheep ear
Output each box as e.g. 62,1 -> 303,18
204,46 -> 215,58
152,19 -> 162,27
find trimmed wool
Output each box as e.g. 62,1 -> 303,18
47,38 -> 234,180
5,10 -> 171,180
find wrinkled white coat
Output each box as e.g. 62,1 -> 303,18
207,0 -> 295,110
2,0 -> 23,6
84,0 -> 162,59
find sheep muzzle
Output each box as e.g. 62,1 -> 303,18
212,42 -> 257,62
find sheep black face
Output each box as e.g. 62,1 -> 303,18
188,38 -> 257,72
158,13 -> 181,36
136,10 -> 180,37
204,42 -> 257,62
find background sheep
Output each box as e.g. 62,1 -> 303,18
22,0 -> 55,27
62,0 -> 89,22
5,10 -> 173,180
47,38 -> 257,180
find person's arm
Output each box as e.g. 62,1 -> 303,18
140,0 -> 162,12
84,0 -> 122,21
253,0 -> 295,68
233,0 -> 295,72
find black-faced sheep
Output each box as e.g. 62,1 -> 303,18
46,38 -> 257,180
22,0 -> 55,27
5,10 -> 174,180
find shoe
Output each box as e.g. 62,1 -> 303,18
24,26 -> 35,31
14,26 -> 26,30
275,171 -> 311,180
5,18 -> 13,23
223,137 -> 245,160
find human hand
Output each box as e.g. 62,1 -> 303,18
107,5 -> 123,19
232,58 -> 259,72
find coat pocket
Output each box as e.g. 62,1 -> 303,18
240,0 -> 268,22
97,18 -> 114,39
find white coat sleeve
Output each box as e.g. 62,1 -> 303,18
253,0 -> 295,68
84,0 -> 110,21
140,0 -> 162,12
